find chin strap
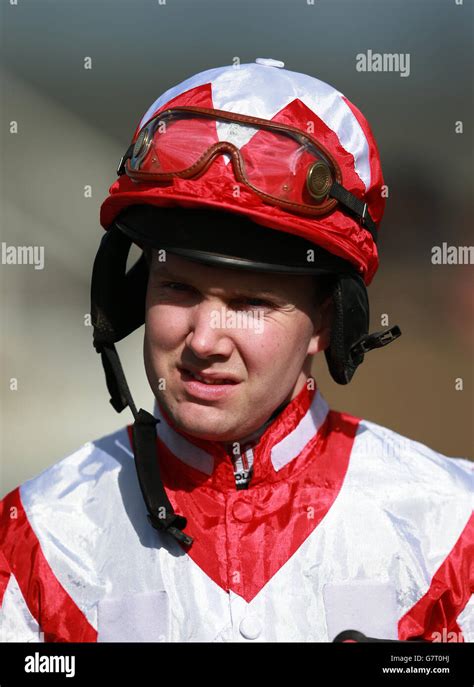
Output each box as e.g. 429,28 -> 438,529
95,341 -> 193,547
131,408 -> 194,546
349,325 -> 402,364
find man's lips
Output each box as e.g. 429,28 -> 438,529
177,367 -> 241,401
178,366 -> 240,385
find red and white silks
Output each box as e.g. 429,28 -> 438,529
1,379 -> 472,642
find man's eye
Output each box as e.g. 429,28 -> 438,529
160,281 -> 191,291
236,297 -> 273,309
245,298 -> 271,308
158,283 -> 272,308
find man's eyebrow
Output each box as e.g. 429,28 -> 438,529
153,265 -> 281,299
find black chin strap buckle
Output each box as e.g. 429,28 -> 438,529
350,325 -> 402,363
147,511 -> 194,546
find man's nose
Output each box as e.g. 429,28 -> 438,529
185,299 -> 234,359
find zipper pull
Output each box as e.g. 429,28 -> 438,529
230,441 -> 254,490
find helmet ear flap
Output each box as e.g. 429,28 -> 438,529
91,224 -> 149,347
324,274 -> 370,385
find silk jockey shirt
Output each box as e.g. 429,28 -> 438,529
0,378 -> 473,643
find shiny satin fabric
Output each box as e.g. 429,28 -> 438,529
0,383 -> 472,642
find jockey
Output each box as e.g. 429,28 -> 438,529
0,59 -> 472,643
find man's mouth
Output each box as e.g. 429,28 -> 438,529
179,367 -> 239,386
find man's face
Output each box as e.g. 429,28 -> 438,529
144,251 -> 331,442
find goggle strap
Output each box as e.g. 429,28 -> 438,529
329,181 -> 377,243
329,181 -> 378,244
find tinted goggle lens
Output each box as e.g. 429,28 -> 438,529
127,111 -> 336,206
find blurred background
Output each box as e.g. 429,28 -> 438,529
1,0 -> 473,497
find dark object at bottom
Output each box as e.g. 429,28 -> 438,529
333,629 -> 427,643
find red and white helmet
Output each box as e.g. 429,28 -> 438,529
101,58 -> 386,285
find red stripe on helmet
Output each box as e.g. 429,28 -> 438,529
132,82 -> 215,142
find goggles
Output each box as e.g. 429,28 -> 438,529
117,106 -> 377,242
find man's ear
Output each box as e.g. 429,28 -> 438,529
307,295 -> 333,355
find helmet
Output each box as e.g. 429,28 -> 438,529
91,59 -> 401,545
102,59 -> 384,282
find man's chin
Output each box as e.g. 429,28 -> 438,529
170,400 -> 240,441
178,423 -> 238,443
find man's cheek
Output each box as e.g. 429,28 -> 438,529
249,328 -> 287,362
149,307 -> 189,349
